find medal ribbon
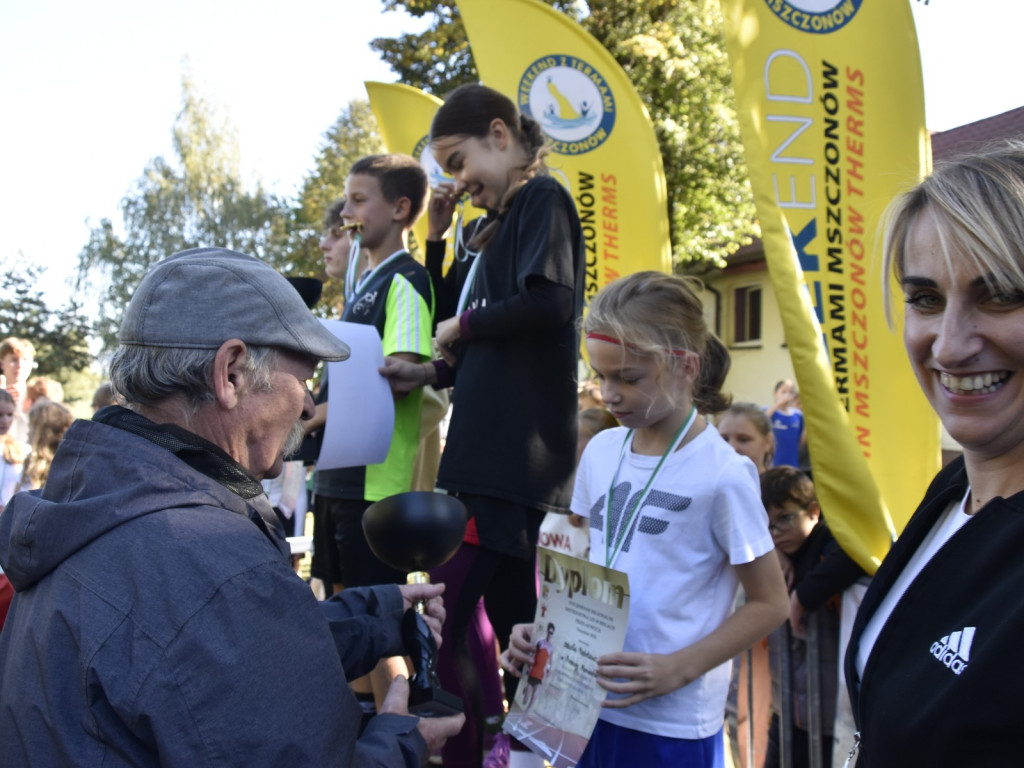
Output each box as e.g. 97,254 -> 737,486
454,207 -> 483,264
604,405 -> 697,568
345,233 -> 362,305
456,248 -> 483,316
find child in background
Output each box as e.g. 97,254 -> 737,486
0,337 -> 35,442
717,401 -> 776,767
761,467 -> 865,768
307,199 -> 357,595
766,380 -> 804,468
311,154 -> 435,713
91,382 -> 116,412
17,400 -> 73,492
504,271 -> 788,767
718,402 -> 775,476
24,376 -> 64,410
0,389 -> 30,632
0,390 -> 28,510
577,380 -> 604,411
577,407 -> 619,464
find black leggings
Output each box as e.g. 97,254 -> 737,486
431,504 -> 543,768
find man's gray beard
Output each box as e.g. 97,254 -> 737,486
281,419 -> 306,460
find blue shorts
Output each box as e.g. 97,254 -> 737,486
577,720 -> 724,768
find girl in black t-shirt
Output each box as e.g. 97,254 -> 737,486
381,83 -> 585,768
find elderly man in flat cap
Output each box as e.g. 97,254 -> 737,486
0,248 -> 463,767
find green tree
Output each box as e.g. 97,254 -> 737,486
76,75 -> 292,350
284,100 -> 385,315
0,260 -> 93,381
370,1 -> 480,97
583,0 -> 756,266
371,0 -> 757,268
371,0 -> 583,96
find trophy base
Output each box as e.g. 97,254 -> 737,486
409,685 -> 465,718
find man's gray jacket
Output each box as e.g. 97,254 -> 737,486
0,409 -> 425,767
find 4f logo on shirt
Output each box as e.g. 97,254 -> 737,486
929,626 -> 975,676
350,290 -> 379,317
589,481 -> 691,554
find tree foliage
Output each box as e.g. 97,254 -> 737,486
76,75 -> 292,350
284,100 -> 385,315
583,0 -> 757,266
0,261 -> 92,380
370,1 -> 481,96
371,0 -> 583,96
371,0 -> 757,268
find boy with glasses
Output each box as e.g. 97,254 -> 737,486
762,467 -> 865,768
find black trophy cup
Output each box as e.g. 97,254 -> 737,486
362,491 -> 467,717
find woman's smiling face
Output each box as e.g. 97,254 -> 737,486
902,207 -> 1024,460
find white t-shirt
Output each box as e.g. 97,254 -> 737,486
0,452 -> 25,507
573,424 -> 775,739
854,490 -> 974,680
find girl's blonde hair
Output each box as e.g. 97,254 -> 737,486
585,271 -> 731,414
20,400 -> 73,490
0,389 -> 27,465
882,139 -> 1024,324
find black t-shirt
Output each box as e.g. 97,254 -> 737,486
438,175 -> 584,514
426,217 -> 488,326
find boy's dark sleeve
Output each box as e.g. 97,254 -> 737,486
795,538 -> 867,611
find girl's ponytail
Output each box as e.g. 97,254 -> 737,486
693,335 -> 733,416
518,112 -> 548,171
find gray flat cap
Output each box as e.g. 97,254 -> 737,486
119,248 -> 349,361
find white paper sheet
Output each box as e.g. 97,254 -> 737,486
315,319 -> 394,471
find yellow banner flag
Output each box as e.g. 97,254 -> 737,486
364,81 -> 487,265
722,0 -> 941,571
456,0 -> 671,303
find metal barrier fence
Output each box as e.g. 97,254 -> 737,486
734,610 -> 825,768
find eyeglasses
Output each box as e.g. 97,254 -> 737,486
768,512 -> 799,535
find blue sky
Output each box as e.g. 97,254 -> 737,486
1,0 -> 1021,307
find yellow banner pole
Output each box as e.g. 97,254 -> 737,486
722,0 -> 941,572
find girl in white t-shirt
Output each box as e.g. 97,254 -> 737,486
0,390 -> 28,511
503,271 -> 789,767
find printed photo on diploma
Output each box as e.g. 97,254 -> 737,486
504,548 -> 629,768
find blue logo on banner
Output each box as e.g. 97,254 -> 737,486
518,54 -> 616,155
764,0 -> 863,34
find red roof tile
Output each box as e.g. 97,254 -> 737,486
931,106 -> 1024,160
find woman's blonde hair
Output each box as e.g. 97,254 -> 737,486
882,140 -> 1024,324
585,271 -> 730,414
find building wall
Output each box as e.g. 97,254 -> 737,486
704,258 -> 961,458
702,260 -> 795,409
